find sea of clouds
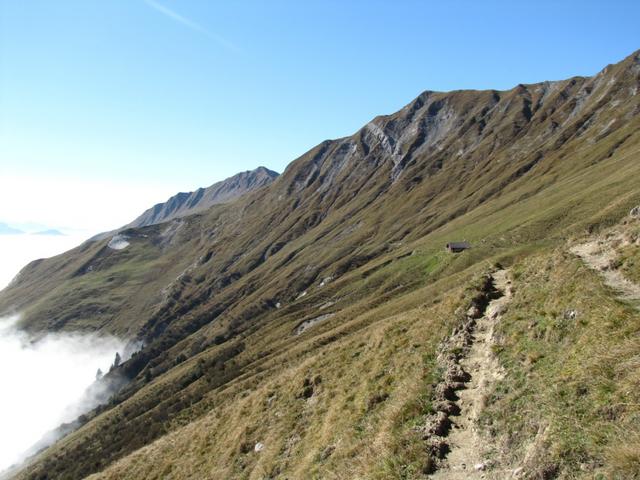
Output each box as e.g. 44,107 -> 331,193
0,316 -> 125,471
0,234 -> 126,472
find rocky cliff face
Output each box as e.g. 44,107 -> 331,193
2,50 -> 640,480
128,166 -> 279,228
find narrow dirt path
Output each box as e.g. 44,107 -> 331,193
571,240 -> 640,305
431,270 -> 511,479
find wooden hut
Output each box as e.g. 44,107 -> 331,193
445,241 -> 471,253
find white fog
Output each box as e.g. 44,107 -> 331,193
0,235 -> 126,472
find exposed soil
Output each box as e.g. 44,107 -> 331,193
571,235 -> 640,306
425,270 -> 512,479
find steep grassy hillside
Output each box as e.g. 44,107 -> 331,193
2,50 -> 639,479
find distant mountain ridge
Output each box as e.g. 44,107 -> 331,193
127,166 -> 279,228
0,223 -> 24,235
32,229 -> 65,236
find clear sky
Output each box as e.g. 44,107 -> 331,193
1,0 -> 639,233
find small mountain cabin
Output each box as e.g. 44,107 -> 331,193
445,241 -> 471,253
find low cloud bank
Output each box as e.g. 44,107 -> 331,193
0,316 -> 127,473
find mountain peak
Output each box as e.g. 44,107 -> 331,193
252,166 -> 279,176
128,166 -> 279,228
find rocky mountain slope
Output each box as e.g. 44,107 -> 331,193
128,166 -> 279,228
1,50 -> 639,479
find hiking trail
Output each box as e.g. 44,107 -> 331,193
571,234 -> 640,307
430,269 -> 512,479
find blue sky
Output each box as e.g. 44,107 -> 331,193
1,0 -> 639,231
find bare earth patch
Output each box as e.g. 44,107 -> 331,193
571,233 -> 640,306
431,269 -> 512,479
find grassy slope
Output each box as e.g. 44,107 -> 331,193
85,151 -> 640,480
0,221 -> 203,337
484,246 -> 640,479
21,132 -> 640,479
7,51 -> 640,479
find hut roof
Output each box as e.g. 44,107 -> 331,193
446,241 -> 471,249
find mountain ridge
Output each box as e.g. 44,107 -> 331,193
2,49 -> 640,480
0,223 -> 24,235
127,166 -> 279,229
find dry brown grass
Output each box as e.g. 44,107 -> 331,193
607,433 -> 640,479
83,276 -> 470,480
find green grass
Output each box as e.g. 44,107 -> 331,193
619,242 -> 640,284
483,249 -> 640,478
